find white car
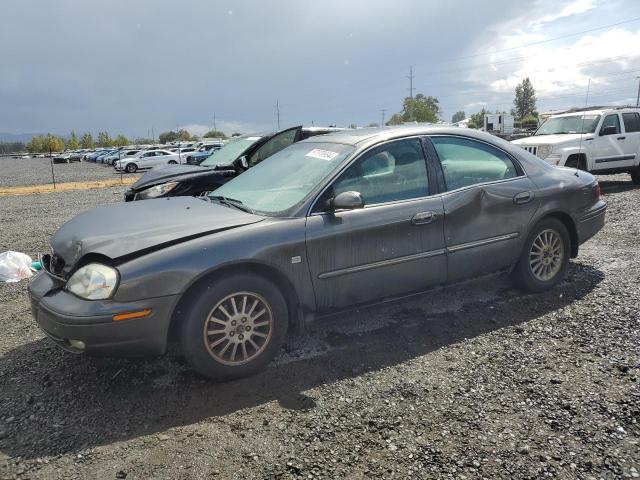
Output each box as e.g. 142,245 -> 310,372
512,107 -> 640,183
114,149 -> 181,173
101,149 -> 140,166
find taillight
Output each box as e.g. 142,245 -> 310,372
593,181 -> 601,200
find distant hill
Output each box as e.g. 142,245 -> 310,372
0,132 -> 45,143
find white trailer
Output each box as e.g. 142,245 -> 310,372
484,114 -> 514,135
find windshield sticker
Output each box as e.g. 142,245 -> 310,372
246,136 -> 261,141
306,148 -> 339,161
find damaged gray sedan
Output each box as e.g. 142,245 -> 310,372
28,126 -> 606,380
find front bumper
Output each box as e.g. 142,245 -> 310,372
28,270 -> 178,356
577,200 -> 606,244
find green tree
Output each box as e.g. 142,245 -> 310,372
80,132 -> 94,149
519,113 -> 539,128
42,134 -> 65,152
113,134 -> 129,147
159,131 -> 179,144
451,111 -> 466,123
203,130 -> 228,139
178,129 -> 191,141
133,137 -> 154,145
348,123 -> 358,129
387,93 -> 440,125
66,130 -> 79,150
367,123 -> 379,127
513,78 -> 537,120
26,136 -> 44,153
468,108 -> 489,129
97,131 -> 113,147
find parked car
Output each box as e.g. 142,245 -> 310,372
94,150 -> 118,163
114,149 -> 181,173
185,142 -> 224,165
102,149 -> 140,166
53,150 -> 84,163
512,106 -> 640,183
29,126 -> 605,380
124,126 -> 343,201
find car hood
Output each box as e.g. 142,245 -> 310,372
512,133 -> 592,145
50,196 -> 264,273
131,164 -> 232,190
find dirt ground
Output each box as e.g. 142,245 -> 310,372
0,174 -> 638,479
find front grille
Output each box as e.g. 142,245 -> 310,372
521,145 -> 538,156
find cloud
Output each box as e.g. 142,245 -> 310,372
529,0 -> 597,29
179,120 -> 269,137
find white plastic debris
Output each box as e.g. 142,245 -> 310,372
0,251 -> 34,282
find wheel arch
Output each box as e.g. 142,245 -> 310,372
565,153 -> 587,170
167,261 -> 302,344
539,210 -> 579,258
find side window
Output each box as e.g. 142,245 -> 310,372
622,113 -> 640,133
248,129 -> 298,166
327,138 -> 429,206
431,136 -> 519,191
601,114 -> 621,135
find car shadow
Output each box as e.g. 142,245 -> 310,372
0,263 -> 604,459
598,178 -> 639,194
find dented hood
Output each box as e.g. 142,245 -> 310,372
51,196 -> 263,272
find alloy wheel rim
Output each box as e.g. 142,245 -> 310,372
529,229 -> 564,282
203,291 -> 273,366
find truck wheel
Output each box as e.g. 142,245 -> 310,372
631,168 -> 640,185
125,163 -> 137,173
180,273 -> 288,381
168,160 -> 178,164
511,218 -> 570,292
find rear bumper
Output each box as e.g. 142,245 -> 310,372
577,201 -> 606,244
28,271 -> 178,356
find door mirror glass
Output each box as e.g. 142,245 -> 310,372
331,191 -> 365,211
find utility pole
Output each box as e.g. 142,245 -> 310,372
380,109 -> 386,127
407,66 -> 415,121
276,100 -> 281,130
636,76 -> 640,107
151,126 -> 154,143
213,112 -> 217,133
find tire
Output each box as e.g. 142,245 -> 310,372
511,217 -> 571,293
125,163 -> 137,173
168,160 -> 177,165
180,273 -> 288,381
631,168 -> 640,185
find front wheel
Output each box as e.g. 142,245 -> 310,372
168,160 -> 177,165
180,273 -> 288,380
631,168 -> 640,185
125,163 -> 137,173
511,218 -> 570,292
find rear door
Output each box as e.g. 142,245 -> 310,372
305,137 -> 447,310
592,113 -> 628,169
428,135 -> 539,282
620,112 -> 640,167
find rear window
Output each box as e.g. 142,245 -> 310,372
622,112 -> 640,133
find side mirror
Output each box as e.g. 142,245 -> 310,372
330,191 -> 365,211
600,125 -> 618,136
233,155 -> 249,170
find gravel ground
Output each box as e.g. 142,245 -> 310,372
0,174 -> 638,479
0,156 -> 136,187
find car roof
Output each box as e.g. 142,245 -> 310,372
296,125 -> 467,146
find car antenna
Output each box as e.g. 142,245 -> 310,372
576,78 -> 591,176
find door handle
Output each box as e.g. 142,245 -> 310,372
617,136 -> 626,140
513,191 -> 534,205
411,211 -> 437,225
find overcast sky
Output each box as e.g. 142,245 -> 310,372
1,0 -> 640,138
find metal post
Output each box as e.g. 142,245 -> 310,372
119,150 -> 123,183
636,76 -> 640,107
49,148 -> 56,189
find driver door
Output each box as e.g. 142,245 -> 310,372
305,137 -> 446,310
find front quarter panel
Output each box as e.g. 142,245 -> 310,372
113,217 -> 316,311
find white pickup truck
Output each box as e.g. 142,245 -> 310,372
512,107 -> 640,184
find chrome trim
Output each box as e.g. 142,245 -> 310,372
594,154 -> 636,164
318,248 -> 446,279
447,232 -> 519,253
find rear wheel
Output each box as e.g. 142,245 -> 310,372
631,168 -> 640,185
168,160 -> 178,164
125,163 -> 137,173
180,273 -> 288,380
511,218 -> 570,292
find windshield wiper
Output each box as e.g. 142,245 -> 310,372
208,195 -> 254,214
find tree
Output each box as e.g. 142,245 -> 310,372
367,123 -> 379,127
203,130 -> 228,139
159,131 -> 179,144
231,132 -> 242,137
513,77 -> 537,120
133,137 -> 154,145
348,123 -> 358,129
26,136 -> 44,153
80,132 -> 94,149
387,93 -> 440,125
178,129 -> 191,141
451,111 -> 466,123
468,108 -> 488,129
113,134 -> 129,147
66,130 -> 79,150
0,142 -> 25,154
42,134 -> 65,152
97,131 -> 112,147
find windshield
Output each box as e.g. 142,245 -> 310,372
201,136 -> 262,167
210,142 -> 354,215
535,115 -> 600,135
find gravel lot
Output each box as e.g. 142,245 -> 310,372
0,156 -> 135,187
0,174 -> 638,479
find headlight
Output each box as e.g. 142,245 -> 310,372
136,181 -> 179,199
537,144 -> 552,159
66,263 -> 118,300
